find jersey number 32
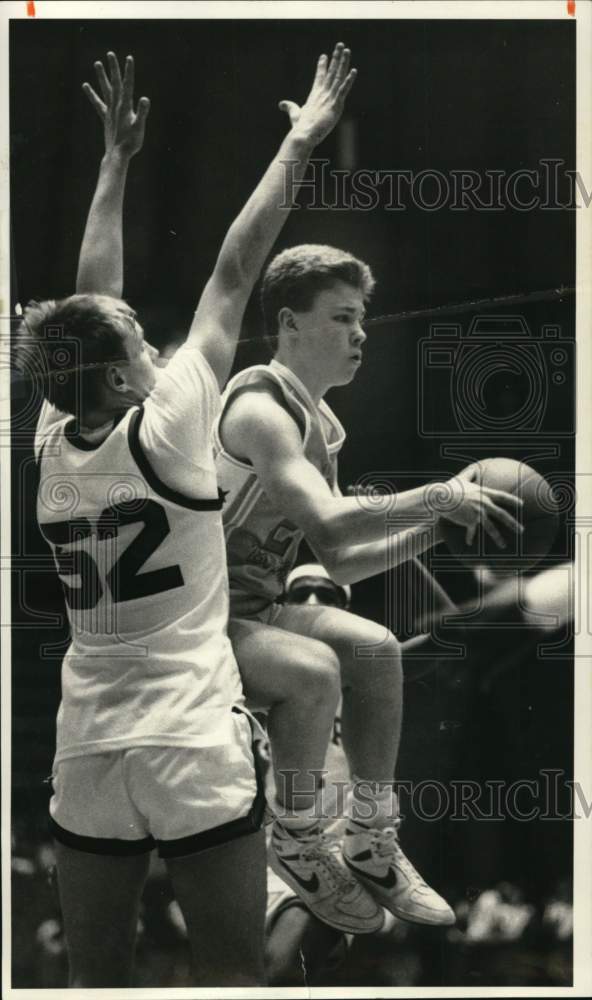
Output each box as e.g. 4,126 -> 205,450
40,500 -> 184,610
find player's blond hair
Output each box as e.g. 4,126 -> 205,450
14,294 -> 133,418
260,244 -> 375,344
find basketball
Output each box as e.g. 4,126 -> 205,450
440,457 -> 560,572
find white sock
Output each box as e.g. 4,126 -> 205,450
348,776 -> 399,829
271,792 -> 321,833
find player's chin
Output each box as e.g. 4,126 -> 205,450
340,364 -> 362,385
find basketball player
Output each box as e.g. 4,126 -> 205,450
265,561 -> 463,981
16,47 -> 357,987
215,245 -> 524,932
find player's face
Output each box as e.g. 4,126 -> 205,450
296,282 -> 367,387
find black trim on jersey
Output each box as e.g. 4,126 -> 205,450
49,816 -> 156,856
63,411 -> 127,451
128,407 -> 225,512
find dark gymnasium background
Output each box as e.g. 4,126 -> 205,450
10,17 -> 575,988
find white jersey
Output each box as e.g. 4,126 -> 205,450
214,359 -> 345,617
35,346 -> 244,764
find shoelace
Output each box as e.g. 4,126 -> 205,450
290,828 -> 360,897
373,827 -> 427,889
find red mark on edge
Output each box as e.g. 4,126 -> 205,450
567,0 -> 575,15
27,0 -> 36,15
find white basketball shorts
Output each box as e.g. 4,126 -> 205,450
49,709 -> 265,858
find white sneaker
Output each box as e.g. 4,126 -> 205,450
343,821 -> 456,926
269,821 -> 384,934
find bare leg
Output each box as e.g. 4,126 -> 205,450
54,841 -> 150,987
268,609 -> 456,928
229,617 -> 341,810
265,902 -> 345,985
166,828 -> 267,986
272,605 -> 403,783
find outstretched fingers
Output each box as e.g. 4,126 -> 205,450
93,59 -> 112,103
333,46 -> 350,88
82,82 -> 106,119
121,54 -> 135,111
338,67 -> 357,102
106,51 -> 122,103
484,498 -> 524,535
135,96 -> 151,128
329,45 -> 351,93
311,52 -> 328,89
482,486 -> 524,511
326,42 -> 345,85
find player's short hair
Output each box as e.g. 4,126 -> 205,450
14,294 -> 133,418
260,244 -> 375,344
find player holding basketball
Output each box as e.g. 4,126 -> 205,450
16,48 -> 356,986
215,244 -> 524,932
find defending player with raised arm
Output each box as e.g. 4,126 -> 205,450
15,48 -> 355,988
77,52 -> 150,299
215,252 -> 523,930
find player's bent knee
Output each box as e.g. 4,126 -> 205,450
380,630 -> 402,661
340,628 -> 403,695
345,627 -> 402,665
299,646 -> 341,703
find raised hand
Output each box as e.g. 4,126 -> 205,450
279,42 -> 357,147
83,52 -> 150,159
437,472 -> 524,549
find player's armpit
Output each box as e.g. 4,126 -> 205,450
222,392 -> 339,550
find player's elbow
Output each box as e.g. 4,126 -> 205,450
213,250 -> 245,294
215,223 -> 261,293
306,516 -> 345,556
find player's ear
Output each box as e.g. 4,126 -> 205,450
278,307 -> 298,336
106,363 -> 128,394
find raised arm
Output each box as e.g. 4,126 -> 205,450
76,53 -> 150,296
189,43 -> 357,388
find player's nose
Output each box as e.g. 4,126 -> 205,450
352,325 -> 367,346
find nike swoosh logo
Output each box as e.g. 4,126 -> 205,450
277,857 -> 320,893
345,856 -> 398,889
